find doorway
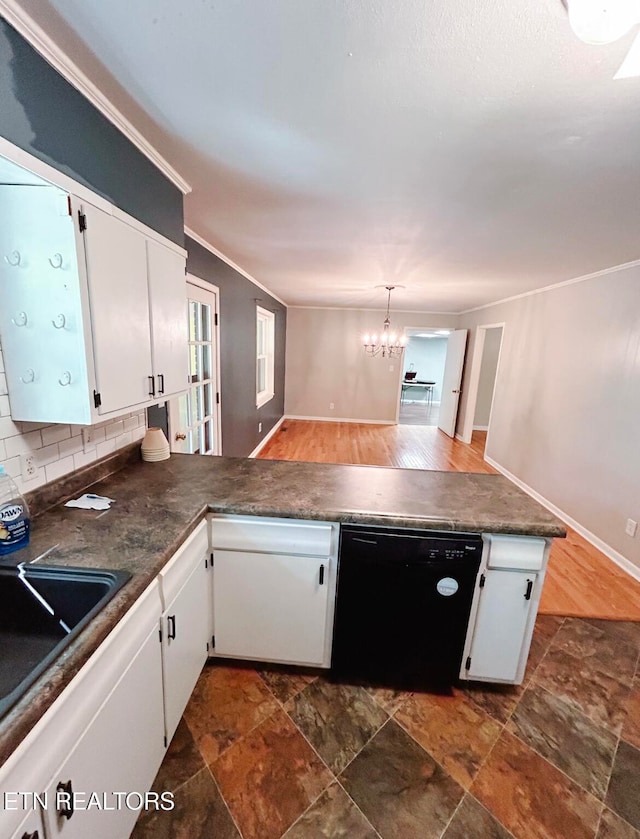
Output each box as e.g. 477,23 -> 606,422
168,277 -> 222,455
460,323 -> 505,451
398,329 -> 451,426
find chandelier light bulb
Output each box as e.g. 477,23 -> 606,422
363,286 -> 406,359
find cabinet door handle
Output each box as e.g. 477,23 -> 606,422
148,375 -> 156,397
56,779 -> 74,819
167,614 -> 176,640
524,579 -> 533,601
318,564 -> 325,586
157,373 -> 165,395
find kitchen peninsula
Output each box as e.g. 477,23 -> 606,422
0,449 -> 565,839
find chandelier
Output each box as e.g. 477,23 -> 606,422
363,286 -> 406,358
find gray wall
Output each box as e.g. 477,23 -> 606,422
458,270 -> 640,570
473,327 -> 502,427
186,238 -> 286,456
0,19 -> 183,244
285,308 -> 459,421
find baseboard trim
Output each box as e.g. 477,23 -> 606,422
473,425 -> 489,431
484,455 -> 640,583
248,416 -> 286,458
284,414 -> 395,425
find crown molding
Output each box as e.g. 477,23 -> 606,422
0,1 -> 191,194
461,258 -> 640,314
184,226 -> 288,307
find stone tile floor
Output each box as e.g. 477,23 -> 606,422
132,616 -> 640,839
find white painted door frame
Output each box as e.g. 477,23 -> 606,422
393,325 -> 458,424
437,329 -> 468,437
168,275 -> 222,455
459,323 -> 506,446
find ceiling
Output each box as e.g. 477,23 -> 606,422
13,0 -> 640,311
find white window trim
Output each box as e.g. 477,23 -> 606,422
256,306 -> 275,408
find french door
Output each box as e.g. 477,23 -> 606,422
168,277 -> 221,455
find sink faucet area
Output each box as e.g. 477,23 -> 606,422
0,563 -> 131,720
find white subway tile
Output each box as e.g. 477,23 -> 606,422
58,436 -> 84,459
114,431 -> 132,449
1,456 -> 21,478
0,440 -> 5,461
132,425 -> 146,442
105,420 -> 124,440
96,438 -> 116,458
70,425 -> 83,437
5,429 -> 42,458
41,425 -> 72,447
45,456 -> 75,483
0,395 -> 10,417
0,416 -> 21,439
123,416 -> 138,432
73,449 -> 97,470
92,427 -> 106,446
35,443 -> 60,466
0,373 -> 7,396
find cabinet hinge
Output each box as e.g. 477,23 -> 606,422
93,390 -> 102,408
465,656 -> 471,670
78,210 -> 87,232
211,634 -> 215,649
216,392 -> 220,405
479,573 -> 486,588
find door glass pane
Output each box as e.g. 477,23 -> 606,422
190,345 -> 203,384
189,301 -> 200,342
201,303 -> 211,342
189,429 -> 200,455
202,345 -> 212,380
198,423 -> 206,454
204,382 -> 213,417
208,418 -> 215,453
204,418 -> 212,453
189,387 -> 198,426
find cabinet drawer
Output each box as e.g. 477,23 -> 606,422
486,534 -> 547,571
211,516 -> 334,557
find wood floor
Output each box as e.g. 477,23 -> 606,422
259,420 -> 640,621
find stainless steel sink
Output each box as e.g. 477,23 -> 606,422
0,563 -> 131,720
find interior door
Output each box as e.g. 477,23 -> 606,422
168,279 -> 221,454
438,329 -> 468,437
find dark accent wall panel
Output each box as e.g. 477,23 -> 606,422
0,19 -> 184,245
186,237 -> 286,457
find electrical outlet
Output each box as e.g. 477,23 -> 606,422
82,427 -> 94,452
626,518 -> 638,537
21,453 -> 37,480
258,422 -> 262,433
329,402 -> 335,410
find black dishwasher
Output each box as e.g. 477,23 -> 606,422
331,526 -> 483,688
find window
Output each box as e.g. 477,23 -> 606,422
256,306 -> 275,408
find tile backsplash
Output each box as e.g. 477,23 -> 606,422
0,343 -> 146,494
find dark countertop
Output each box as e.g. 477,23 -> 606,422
0,453 -> 566,769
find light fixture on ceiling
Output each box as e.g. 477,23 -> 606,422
363,286 -> 406,358
566,0 -> 640,44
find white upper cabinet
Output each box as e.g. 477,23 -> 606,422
81,200 -> 153,414
0,185 -> 187,424
146,238 -> 189,400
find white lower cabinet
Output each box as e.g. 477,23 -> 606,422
42,623 -> 165,839
9,807 -> 45,839
461,534 -> 550,685
211,516 -> 338,667
158,522 -> 210,743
